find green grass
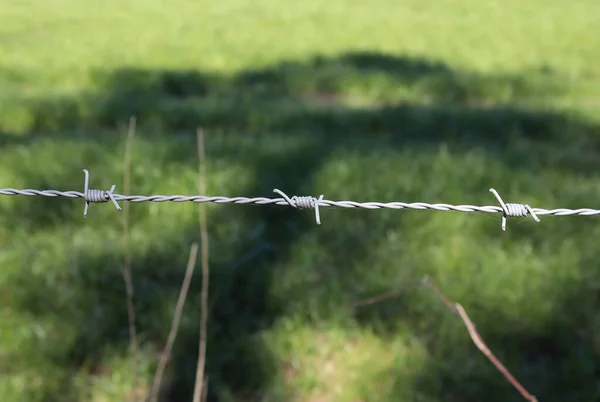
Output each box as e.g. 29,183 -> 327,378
1,0 -> 600,401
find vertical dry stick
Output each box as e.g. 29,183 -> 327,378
123,115 -> 140,400
200,377 -> 209,402
193,128 -> 210,402
148,243 -> 199,402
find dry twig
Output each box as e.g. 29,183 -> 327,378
350,275 -> 537,401
201,377 -> 209,402
122,115 -> 139,400
193,128 -> 210,402
422,277 -> 538,402
148,243 -> 199,402
348,277 -> 428,309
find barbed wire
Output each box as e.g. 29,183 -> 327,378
1,169 -> 600,230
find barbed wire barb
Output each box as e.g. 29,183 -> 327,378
273,189 -> 324,225
82,169 -> 122,218
489,188 -> 540,231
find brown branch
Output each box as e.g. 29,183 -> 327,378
422,277 -> 538,402
122,115 -> 139,400
193,128 -> 210,402
148,243 -> 199,402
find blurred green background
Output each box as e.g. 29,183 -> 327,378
1,0 -> 600,401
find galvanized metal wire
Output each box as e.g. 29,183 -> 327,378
1,188 -> 599,215
2,186 -> 600,215
0,168 -> 598,229
2,169 -> 600,230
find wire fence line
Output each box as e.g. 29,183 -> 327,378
1,169 -> 600,229
2,168 -> 549,401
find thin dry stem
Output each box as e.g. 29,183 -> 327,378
193,128 -> 210,402
148,243 -> 199,402
422,277 -> 538,402
122,115 -> 139,400
348,276 -> 428,309
201,376 -> 209,402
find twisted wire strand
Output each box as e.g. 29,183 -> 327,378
1,188 -> 600,217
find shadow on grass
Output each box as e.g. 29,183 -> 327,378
3,51 -> 600,401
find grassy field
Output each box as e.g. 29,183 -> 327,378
1,0 -> 600,401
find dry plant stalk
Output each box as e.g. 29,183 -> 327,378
422,277 -> 538,402
193,128 -> 210,402
148,243 -> 199,402
200,377 -> 209,402
122,115 -> 140,400
351,276 -> 538,402
347,277 -> 427,309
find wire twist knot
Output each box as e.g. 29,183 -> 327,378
292,196 -> 317,210
85,189 -> 112,203
489,188 -> 540,231
83,169 -> 122,218
273,189 -> 324,225
503,203 -> 528,218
